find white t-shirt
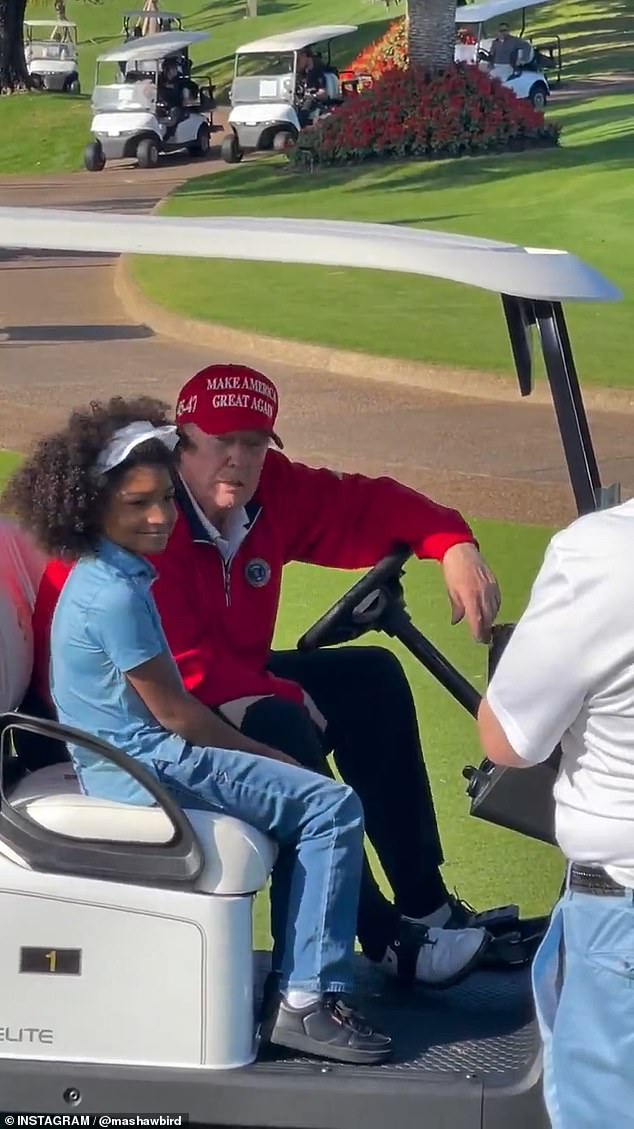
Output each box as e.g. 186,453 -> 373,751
487,498 -> 634,887
0,520 -> 46,712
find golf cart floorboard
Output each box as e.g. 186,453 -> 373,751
0,954 -> 548,1129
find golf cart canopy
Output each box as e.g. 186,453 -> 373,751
456,0 -> 550,23
235,25 -> 358,54
96,29 -> 207,64
0,206 -> 620,516
23,19 -> 78,28
0,209 -> 618,302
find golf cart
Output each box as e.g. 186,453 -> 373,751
84,31 -> 215,172
455,0 -> 562,108
122,8 -> 183,40
23,20 -> 80,93
0,205 -> 623,1128
222,24 -> 358,163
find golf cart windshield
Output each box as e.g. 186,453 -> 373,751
92,65 -> 156,113
232,52 -> 295,104
26,41 -> 77,62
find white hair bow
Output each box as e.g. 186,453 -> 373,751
95,421 -> 179,475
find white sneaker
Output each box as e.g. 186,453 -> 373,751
380,921 -> 490,989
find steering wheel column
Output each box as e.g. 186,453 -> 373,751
297,546 -> 481,717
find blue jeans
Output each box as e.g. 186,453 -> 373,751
153,743 -> 365,994
532,874 -> 634,1128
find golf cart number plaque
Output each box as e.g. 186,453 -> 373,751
19,947 -> 81,975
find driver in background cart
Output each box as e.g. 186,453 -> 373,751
32,363 -> 503,994
295,47 -> 329,126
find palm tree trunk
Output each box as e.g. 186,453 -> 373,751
407,0 -> 457,72
0,0 -> 30,92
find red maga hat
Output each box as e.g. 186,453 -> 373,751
175,364 -> 283,448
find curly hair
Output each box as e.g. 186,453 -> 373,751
1,396 -> 176,559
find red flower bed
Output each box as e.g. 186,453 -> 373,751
291,64 -> 560,169
348,18 -> 407,80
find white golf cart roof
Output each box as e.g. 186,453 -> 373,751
97,29 -> 207,63
235,25 -> 358,55
456,0 -> 551,24
0,209 -> 620,303
24,19 -> 78,27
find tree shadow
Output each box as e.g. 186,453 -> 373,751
1,324 -> 154,343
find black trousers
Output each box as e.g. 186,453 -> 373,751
239,646 -> 447,961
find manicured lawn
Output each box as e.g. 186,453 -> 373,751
132,91 -> 634,389
0,451 -> 21,484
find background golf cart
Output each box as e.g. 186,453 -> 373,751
84,31 -> 215,172
24,20 -> 80,93
455,0 -> 562,108
222,24 -> 358,163
0,208 -> 622,1128
121,7 -> 183,41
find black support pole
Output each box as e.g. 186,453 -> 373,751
535,301 -> 602,517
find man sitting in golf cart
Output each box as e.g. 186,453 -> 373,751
295,46 -> 331,125
31,364 -> 505,994
157,57 -> 199,135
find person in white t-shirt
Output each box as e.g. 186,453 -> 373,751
477,498 -> 634,1129
0,518 -> 45,712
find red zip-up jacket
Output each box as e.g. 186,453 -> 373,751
32,451 -> 477,708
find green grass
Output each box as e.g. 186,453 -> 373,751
0,451 -> 21,484
131,90 -> 634,389
255,516 -> 562,947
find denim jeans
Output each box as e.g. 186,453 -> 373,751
531,872 -> 634,1128
153,742 -> 365,994
264,646 -> 447,960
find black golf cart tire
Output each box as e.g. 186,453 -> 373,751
83,141 -> 105,173
190,124 -> 210,157
530,82 -> 548,110
137,137 -> 160,169
68,78 -> 81,95
221,134 -> 243,164
272,128 -> 298,153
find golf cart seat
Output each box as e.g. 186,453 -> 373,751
6,760 -> 277,897
323,70 -> 342,101
0,717 -> 278,1070
513,42 -> 536,69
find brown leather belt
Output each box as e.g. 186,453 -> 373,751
569,863 -> 627,896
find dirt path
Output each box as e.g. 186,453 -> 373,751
1,147 -> 632,528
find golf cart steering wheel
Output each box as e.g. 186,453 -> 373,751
297,545 -> 412,651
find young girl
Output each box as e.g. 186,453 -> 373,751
2,395 -> 391,1067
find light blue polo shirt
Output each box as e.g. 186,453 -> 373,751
50,538 -> 186,805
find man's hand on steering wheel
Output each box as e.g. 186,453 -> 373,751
442,543 -> 501,644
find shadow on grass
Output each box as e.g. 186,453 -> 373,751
475,0 -> 634,77
170,123 -> 632,209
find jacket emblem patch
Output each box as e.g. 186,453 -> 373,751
245,558 -> 271,588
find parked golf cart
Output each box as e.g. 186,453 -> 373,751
121,8 -> 183,40
84,31 -> 215,172
24,20 -> 80,93
455,0 -> 562,108
222,24 -> 358,163
0,205 -> 623,1128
